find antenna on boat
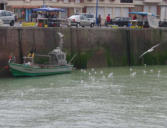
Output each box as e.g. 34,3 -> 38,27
58,32 -> 64,50
69,54 -> 77,64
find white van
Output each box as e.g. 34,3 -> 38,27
67,13 -> 95,27
0,19 -> 3,25
67,14 -> 81,27
0,10 -> 15,26
80,14 -> 95,27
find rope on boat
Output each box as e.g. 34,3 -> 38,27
0,65 -> 9,72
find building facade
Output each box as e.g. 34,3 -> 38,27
85,0 -> 134,20
161,0 -> 167,21
4,0 -> 167,22
6,0 -> 85,21
134,0 -> 166,21
6,0 -> 134,21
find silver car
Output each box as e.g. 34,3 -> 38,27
0,19 -> 3,25
80,14 -> 95,27
67,14 -> 81,27
0,10 -> 15,26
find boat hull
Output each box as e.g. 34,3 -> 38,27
9,63 -> 73,77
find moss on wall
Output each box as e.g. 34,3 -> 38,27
73,52 -> 88,69
141,51 -> 167,65
66,50 -> 93,69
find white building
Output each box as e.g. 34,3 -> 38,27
134,0 -> 167,21
6,0 -> 84,21
160,0 -> 167,21
6,0 -> 134,22
5,0 -> 167,22
85,0 -> 134,20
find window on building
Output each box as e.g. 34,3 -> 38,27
120,0 -> 133,3
64,0 -> 69,3
0,4 -> 4,10
52,0 -> 58,2
24,0 -> 31,3
75,0 -> 80,3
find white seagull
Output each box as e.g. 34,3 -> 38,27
58,32 -> 64,38
139,43 -> 160,58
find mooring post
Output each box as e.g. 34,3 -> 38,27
18,28 -> 23,64
126,29 -> 131,66
70,27 -> 74,58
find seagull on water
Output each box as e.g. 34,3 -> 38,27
130,72 -> 136,77
139,43 -> 160,58
108,72 -> 113,78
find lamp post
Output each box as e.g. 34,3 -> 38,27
96,0 -> 98,25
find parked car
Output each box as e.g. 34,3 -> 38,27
0,10 -> 15,26
108,17 -> 131,27
0,19 -> 3,26
159,21 -> 167,27
80,14 -> 95,27
67,13 -> 95,27
67,14 -> 81,27
137,21 -> 150,28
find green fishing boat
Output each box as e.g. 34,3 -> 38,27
9,32 -> 74,77
8,47 -> 73,77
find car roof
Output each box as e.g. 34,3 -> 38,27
0,10 -> 12,13
113,17 -> 131,19
114,17 -> 130,18
69,15 -> 80,17
0,10 -> 14,12
69,13 -> 94,18
80,13 -> 94,16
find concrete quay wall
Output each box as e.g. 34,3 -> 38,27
0,27 -> 167,76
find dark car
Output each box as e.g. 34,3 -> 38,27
159,21 -> 167,27
137,21 -> 150,28
107,17 -> 131,27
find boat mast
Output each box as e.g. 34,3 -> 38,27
58,32 -> 64,50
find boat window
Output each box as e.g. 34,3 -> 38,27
58,55 -> 61,59
62,55 -> 64,59
53,56 -> 58,64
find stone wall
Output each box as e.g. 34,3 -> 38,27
0,27 -> 167,77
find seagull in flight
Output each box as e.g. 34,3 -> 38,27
58,32 -> 64,38
139,43 -> 160,58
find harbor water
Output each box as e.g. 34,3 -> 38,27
0,66 -> 167,128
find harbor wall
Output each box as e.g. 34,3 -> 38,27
0,27 -> 167,76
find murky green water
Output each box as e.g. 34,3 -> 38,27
0,66 -> 167,128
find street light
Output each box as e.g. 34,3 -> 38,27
96,0 -> 98,25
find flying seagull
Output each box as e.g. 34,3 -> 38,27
58,32 -> 64,38
139,43 -> 160,58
